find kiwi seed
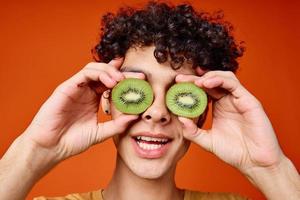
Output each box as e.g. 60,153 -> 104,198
111,78 -> 154,114
166,82 -> 207,118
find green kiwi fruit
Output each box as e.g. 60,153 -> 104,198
111,78 -> 154,114
166,82 -> 207,118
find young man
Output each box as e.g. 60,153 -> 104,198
0,1 -> 299,200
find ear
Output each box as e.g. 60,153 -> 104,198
101,90 -> 111,115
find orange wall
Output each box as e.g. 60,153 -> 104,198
0,1 -> 299,199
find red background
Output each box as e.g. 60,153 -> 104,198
0,1 -> 299,199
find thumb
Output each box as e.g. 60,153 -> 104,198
94,114 -> 139,143
108,57 -> 124,69
178,116 -> 213,152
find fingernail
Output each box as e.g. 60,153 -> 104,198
204,79 -> 212,85
195,67 -> 206,75
178,117 -> 186,126
116,72 -> 124,81
176,74 -> 183,81
195,79 -> 203,85
107,80 -> 117,88
137,72 -> 145,78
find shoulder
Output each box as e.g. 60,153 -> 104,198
33,189 -> 102,200
184,189 -> 249,200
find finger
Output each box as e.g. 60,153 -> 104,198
195,76 -> 229,100
95,114 -> 139,143
80,58 -> 124,82
123,72 -> 146,79
55,61 -> 125,98
195,67 -> 207,76
175,74 -> 198,83
108,57 -> 124,70
175,69 -> 234,84
97,71 -> 118,88
105,60 -> 126,82
85,70 -> 117,95
195,75 -> 246,99
200,70 -> 238,80
85,59 -> 125,82
104,68 -> 125,82
66,64 -> 112,86
178,116 -> 213,152
175,70 -> 237,86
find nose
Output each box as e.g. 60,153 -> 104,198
141,90 -> 171,125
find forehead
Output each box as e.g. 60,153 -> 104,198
121,46 -> 196,79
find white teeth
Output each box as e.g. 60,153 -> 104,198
137,141 -> 163,150
138,136 -> 169,143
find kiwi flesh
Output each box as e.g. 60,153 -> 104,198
166,82 -> 207,118
111,78 -> 154,114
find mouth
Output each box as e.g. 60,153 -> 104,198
131,133 -> 173,159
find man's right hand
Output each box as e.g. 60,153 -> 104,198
23,58 -> 145,165
0,58 -> 145,200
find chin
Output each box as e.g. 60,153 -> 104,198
126,157 -> 175,179
114,137 -> 190,181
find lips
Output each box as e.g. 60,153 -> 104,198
131,132 -> 173,159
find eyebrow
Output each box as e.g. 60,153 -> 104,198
120,66 -> 152,78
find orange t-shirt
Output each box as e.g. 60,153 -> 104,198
34,189 -> 249,200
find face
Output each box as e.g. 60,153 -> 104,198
110,46 -> 199,179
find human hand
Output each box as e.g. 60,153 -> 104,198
0,58 -> 147,200
22,58 -> 143,165
175,70 -> 285,174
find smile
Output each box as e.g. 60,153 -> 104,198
136,136 -> 169,149
131,135 -> 172,159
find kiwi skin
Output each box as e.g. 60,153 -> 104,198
111,78 -> 154,114
166,82 -> 207,118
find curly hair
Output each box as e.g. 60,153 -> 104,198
92,1 -> 245,72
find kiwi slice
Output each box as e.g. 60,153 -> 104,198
111,78 -> 154,114
166,82 -> 207,118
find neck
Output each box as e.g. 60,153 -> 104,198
102,154 -> 184,200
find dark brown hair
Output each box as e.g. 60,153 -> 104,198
93,1 -> 245,72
